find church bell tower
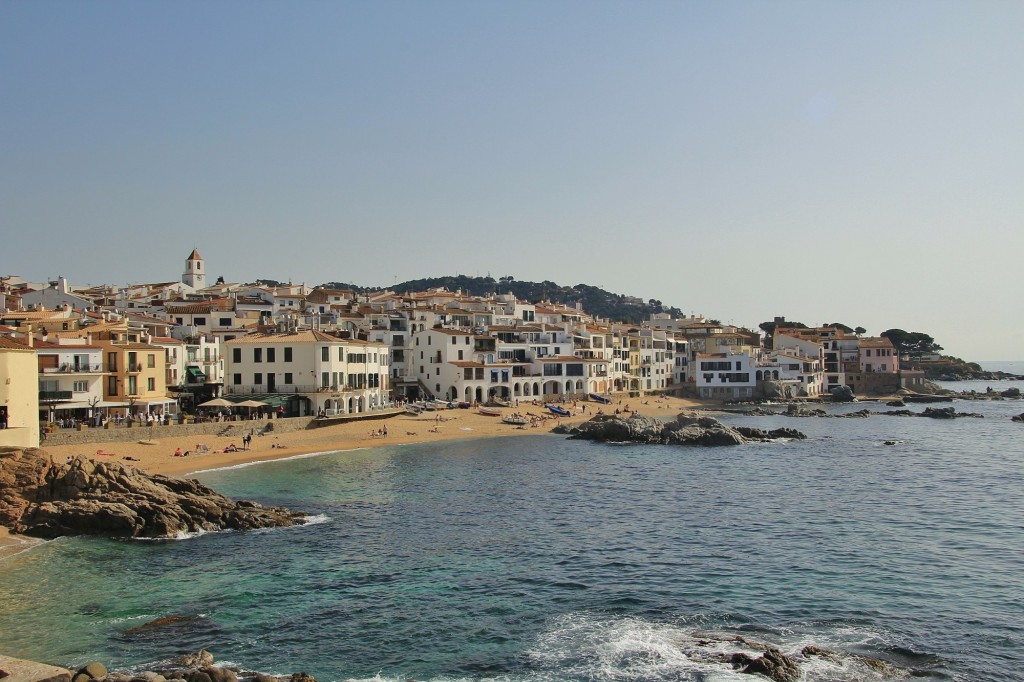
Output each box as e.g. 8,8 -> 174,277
183,248 -> 206,289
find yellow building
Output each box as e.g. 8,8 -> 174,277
97,341 -> 174,418
0,336 -> 40,448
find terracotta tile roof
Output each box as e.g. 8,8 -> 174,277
0,336 -> 31,350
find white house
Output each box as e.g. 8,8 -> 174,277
224,330 -> 389,416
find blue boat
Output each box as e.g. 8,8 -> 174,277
588,393 -> 611,404
546,404 -> 571,417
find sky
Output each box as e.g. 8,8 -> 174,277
2,1 -> 1022,361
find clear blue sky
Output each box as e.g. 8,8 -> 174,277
2,1 -> 1022,360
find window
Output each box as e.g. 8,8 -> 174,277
73,381 -> 88,392
219,318 -> 231,326
232,348 -> 241,363
254,372 -> 264,385
284,373 -> 293,384
147,378 -> 155,391
458,350 -> 464,360
452,336 -> 457,345
284,347 -> 293,362
254,348 -> 262,363
322,347 -> 329,361
194,317 -> 206,326
147,354 -> 156,368
566,364 -> 584,376
127,376 -> 137,395
233,373 -> 242,385
107,376 -> 118,396
176,317 -> 184,325
322,372 -> 329,387
267,348 -> 276,362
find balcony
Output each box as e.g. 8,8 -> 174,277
39,390 -> 73,401
41,364 -> 103,374
128,363 -> 143,373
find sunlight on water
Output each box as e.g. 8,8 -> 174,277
3,397 -> 1022,681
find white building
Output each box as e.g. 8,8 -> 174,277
694,350 -> 757,400
34,340 -> 106,423
224,330 -> 390,416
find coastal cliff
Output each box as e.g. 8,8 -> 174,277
0,447 -> 305,539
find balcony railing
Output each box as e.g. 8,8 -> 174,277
41,364 -> 104,374
39,390 -> 73,401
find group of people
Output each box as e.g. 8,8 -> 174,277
368,425 -> 390,438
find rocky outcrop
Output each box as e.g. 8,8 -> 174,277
27,650 -> 317,682
557,412 -> 805,446
730,646 -> 800,682
1012,413 -> 1024,423
0,448 -> 305,539
829,385 -> 855,402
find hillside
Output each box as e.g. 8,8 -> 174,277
319,275 -> 685,325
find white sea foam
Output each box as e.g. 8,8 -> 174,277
301,513 -> 330,526
131,528 -> 216,542
524,612 -> 904,682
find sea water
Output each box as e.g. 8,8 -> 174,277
2,390 -> 1023,682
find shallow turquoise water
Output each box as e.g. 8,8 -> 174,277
2,396 -> 1023,681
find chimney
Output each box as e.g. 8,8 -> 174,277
26,324 -> 33,348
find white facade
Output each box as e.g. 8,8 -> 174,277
694,350 -> 757,400
224,330 -> 390,415
35,342 -> 106,421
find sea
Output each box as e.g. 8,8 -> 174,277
2,372 -> 1023,682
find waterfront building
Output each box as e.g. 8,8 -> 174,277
223,330 -> 390,416
0,334 -> 41,448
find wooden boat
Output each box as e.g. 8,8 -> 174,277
546,404 -> 571,417
588,393 -> 611,404
478,407 -> 502,417
502,414 -> 529,425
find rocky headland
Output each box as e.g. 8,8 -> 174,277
0,447 -> 306,539
553,412 -> 806,445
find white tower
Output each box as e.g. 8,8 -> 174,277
183,248 -> 206,289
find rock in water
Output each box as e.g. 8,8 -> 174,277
563,412 -> 805,446
0,448 -> 306,539
830,385 -> 855,402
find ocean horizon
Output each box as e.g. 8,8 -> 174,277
2,382 -> 1023,682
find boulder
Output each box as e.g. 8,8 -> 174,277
171,651 -> 215,669
201,668 -> 236,682
78,663 -> 107,680
1001,387 -> 1021,398
0,449 -> 305,539
731,647 -> 800,682
1012,413 -> 1024,423
830,385 -> 855,402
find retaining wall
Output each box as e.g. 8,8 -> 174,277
41,416 -> 318,447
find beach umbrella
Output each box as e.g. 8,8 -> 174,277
198,398 -> 234,408
235,399 -> 269,408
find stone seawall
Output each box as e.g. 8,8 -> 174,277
41,416 -> 318,447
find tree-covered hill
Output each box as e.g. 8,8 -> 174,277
319,274 -> 683,325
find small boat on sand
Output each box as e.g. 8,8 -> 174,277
502,414 -> 529,425
546,404 -> 571,417
478,407 -> 502,417
589,393 -> 611,404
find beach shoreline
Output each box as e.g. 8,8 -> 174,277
0,395 -> 712,555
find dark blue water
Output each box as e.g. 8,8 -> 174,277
2,393 -> 1023,681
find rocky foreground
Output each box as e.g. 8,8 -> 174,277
0,448 -> 306,539
554,412 -> 806,445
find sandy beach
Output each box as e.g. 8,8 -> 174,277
0,396 -> 711,559
38,395 -> 708,478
